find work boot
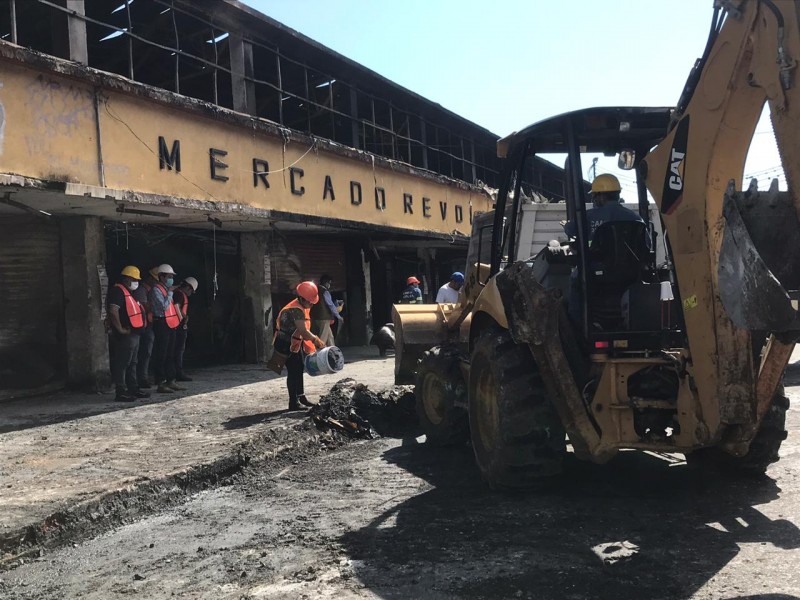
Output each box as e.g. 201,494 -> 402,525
115,390 -> 136,403
138,379 -> 152,389
133,389 -> 151,399
297,394 -> 316,407
176,373 -> 193,382
167,381 -> 187,391
288,399 -> 301,411
157,382 -> 174,393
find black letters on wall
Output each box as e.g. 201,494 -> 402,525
253,158 -> 270,188
210,148 -> 229,182
323,175 -> 335,201
375,187 -> 386,210
154,132 -> 479,230
422,197 -> 431,218
403,193 -> 413,215
290,167 -> 305,196
158,137 -> 181,172
350,181 -> 362,205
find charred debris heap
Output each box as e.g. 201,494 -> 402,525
309,378 -> 416,439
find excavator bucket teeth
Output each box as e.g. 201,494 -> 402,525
718,180 -> 800,333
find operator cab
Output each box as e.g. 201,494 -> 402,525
491,107 -> 685,353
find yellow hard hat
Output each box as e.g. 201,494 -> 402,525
591,174 -> 621,194
149,266 -> 159,278
121,265 -> 141,280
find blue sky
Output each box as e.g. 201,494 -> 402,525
241,1 -> 783,186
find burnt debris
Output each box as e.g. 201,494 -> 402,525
309,378 -> 416,439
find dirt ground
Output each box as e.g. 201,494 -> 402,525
1,364 -> 799,599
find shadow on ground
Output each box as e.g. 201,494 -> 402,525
0,364 -> 281,434
341,439 -> 800,600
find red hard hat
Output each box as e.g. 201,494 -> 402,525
407,276 -> 420,285
296,281 -> 319,304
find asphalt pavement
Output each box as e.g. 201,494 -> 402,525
0,346 -> 394,565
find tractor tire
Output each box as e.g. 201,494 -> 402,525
415,346 -> 469,446
468,328 -> 566,489
687,390 -> 789,477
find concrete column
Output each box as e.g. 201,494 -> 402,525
240,231 -> 271,362
59,216 -> 109,390
50,0 -> 88,64
230,35 -> 256,116
344,241 -> 369,345
66,0 -> 88,65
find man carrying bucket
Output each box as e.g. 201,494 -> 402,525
273,281 -> 326,411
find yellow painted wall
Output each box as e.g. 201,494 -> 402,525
0,61 -> 492,235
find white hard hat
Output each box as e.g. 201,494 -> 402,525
157,263 -> 176,275
184,276 -> 198,291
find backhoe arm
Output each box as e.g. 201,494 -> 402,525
644,0 -> 800,446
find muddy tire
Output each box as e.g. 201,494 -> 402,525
687,391 -> 789,477
415,346 -> 469,446
468,328 -> 566,489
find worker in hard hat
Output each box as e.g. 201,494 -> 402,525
172,276 -> 198,382
562,174 -> 643,325
399,276 -> 422,304
273,281 -> 326,411
435,271 -> 464,304
107,266 -> 149,402
134,266 -> 159,389
562,174 -> 642,239
147,263 -> 185,394
310,274 -> 343,347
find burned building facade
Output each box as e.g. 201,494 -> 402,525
0,0 -> 567,396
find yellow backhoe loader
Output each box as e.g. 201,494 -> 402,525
394,0 -> 797,489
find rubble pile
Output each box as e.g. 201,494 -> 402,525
309,378 -> 416,439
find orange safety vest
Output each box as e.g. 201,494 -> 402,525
142,281 -> 154,324
155,283 -> 181,329
274,298 -> 315,354
114,283 -> 145,329
174,289 -> 189,321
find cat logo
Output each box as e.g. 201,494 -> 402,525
669,148 -> 685,191
661,116 -> 690,215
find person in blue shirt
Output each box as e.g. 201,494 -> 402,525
147,263 -> 186,394
563,173 -> 642,239
310,274 -> 343,347
400,276 -> 422,304
562,174 -> 643,326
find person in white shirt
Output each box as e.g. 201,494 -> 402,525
436,272 -> 464,304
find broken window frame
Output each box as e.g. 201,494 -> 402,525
4,0 -> 501,186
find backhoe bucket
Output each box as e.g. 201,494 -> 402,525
392,303 -> 454,384
718,180 -> 800,333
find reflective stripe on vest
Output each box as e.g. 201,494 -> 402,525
155,283 -> 181,329
274,298 -> 315,354
114,283 -> 145,329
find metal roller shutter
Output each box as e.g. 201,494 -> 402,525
271,236 -> 347,293
0,216 -> 64,389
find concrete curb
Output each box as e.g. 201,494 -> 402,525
0,420 -> 327,569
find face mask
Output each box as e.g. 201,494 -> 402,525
129,281 -> 139,291
165,278 -> 174,287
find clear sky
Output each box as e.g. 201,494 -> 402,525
241,0 -> 783,186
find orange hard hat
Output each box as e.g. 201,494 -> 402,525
296,281 -> 319,304
407,276 -> 420,285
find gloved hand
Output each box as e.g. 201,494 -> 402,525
313,336 -> 325,349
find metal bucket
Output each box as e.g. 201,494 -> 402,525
304,346 -> 345,376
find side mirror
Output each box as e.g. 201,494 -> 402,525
618,149 -> 636,170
